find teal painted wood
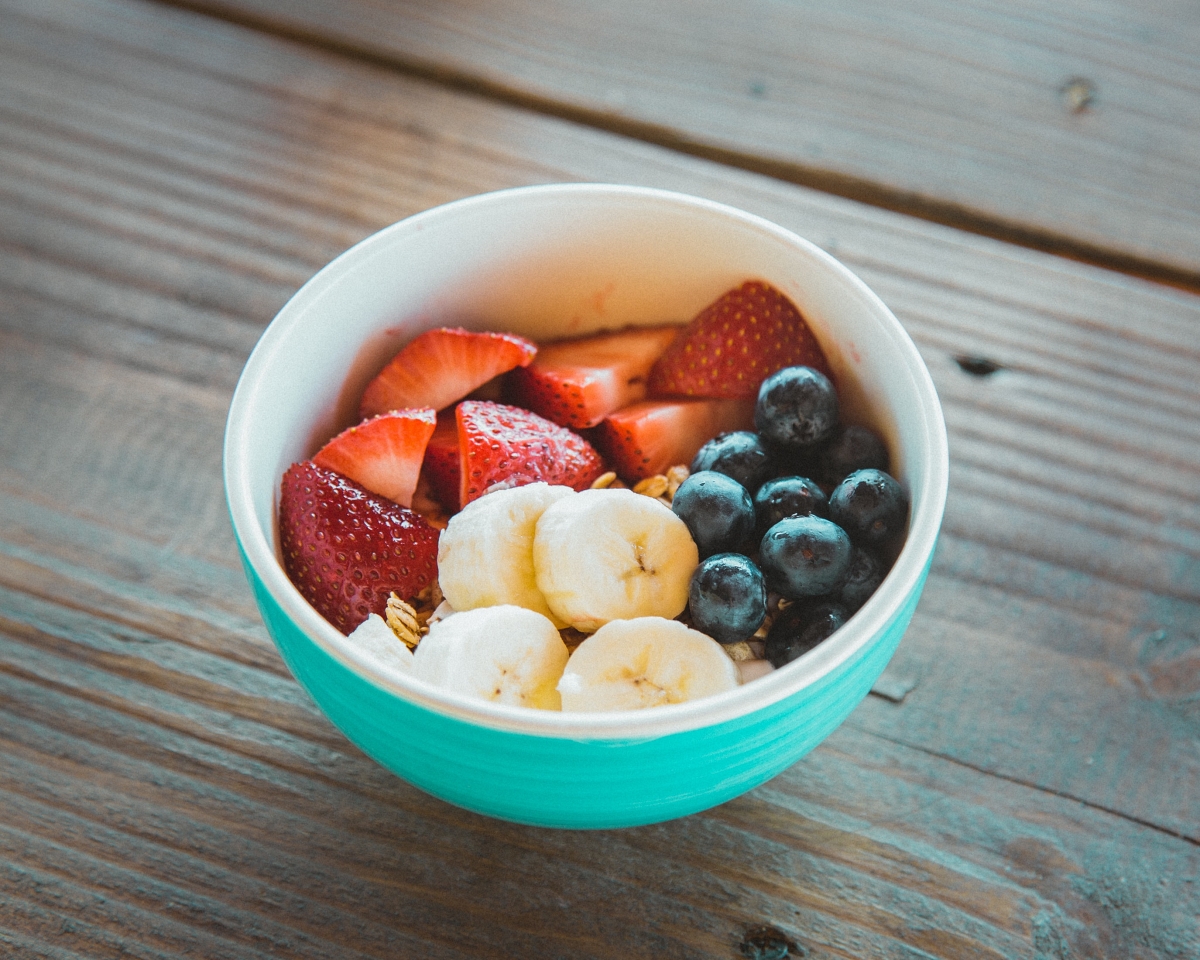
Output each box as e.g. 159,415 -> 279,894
239,543 -> 930,829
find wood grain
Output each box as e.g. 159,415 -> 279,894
162,0 -> 1200,287
0,0 -> 1197,956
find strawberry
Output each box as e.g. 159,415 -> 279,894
593,398 -> 755,481
359,327 -> 537,419
418,409 -> 462,513
312,408 -> 436,507
507,325 -> 680,428
648,280 -> 831,399
279,461 -> 440,634
456,400 -> 605,506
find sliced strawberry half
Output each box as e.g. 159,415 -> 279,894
312,408 -> 436,507
279,461 -> 440,634
648,280 -> 832,399
418,409 -> 462,513
457,400 -> 606,506
507,325 -> 680,428
360,327 -> 537,419
593,398 -> 755,481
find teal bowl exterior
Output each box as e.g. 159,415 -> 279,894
224,184 -> 948,830
237,538 -> 930,828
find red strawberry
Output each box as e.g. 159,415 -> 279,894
418,410 -> 462,513
312,408 -> 436,507
593,398 -> 755,481
279,461 -> 440,634
507,325 -> 680,428
457,400 -> 605,506
360,327 -> 537,419
648,280 -> 831,399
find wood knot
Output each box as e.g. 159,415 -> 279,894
739,925 -> 802,959
1061,76 -> 1095,113
954,354 -> 1002,377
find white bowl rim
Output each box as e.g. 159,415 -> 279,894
225,183 -> 949,741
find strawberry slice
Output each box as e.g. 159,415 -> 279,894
457,400 -> 605,506
312,408 -> 436,507
279,461 -> 440,634
360,327 -> 537,419
418,409 -> 462,513
507,325 -> 680,428
593,398 -> 755,481
648,280 -> 831,399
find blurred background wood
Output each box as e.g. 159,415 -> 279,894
171,0 -> 1200,287
1,0 -> 1197,957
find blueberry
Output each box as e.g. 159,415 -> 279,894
690,431 -> 774,493
764,599 -> 848,667
758,514 -> 852,599
839,546 -> 885,613
688,553 -> 767,644
828,468 -> 908,546
754,366 -> 838,450
817,425 -> 890,485
754,475 -> 828,534
672,470 -> 756,558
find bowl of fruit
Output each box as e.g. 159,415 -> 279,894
224,183 -> 948,828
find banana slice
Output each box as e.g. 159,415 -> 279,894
533,488 -> 699,632
437,483 -> 576,625
557,617 -> 739,711
346,613 -> 415,679
411,605 -> 568,710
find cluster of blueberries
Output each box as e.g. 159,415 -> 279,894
671,366 -> 908,668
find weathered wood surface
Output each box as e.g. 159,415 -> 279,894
1,0 -> 1198,957
171,0 -> 1200,287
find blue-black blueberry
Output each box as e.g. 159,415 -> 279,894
754,475 -> 828,535
828,468 -> 908,547
687,553 -> 768,644
758,514 -> 852,599
690,431 -> 774,493
754,366 -> 838,450
839,545 -> 885,613
764,599 -> 849,667
671,470 -> 755,558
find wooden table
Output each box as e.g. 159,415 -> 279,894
3,0 -> 1197,956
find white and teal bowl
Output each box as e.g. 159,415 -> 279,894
224,184 -> 948,829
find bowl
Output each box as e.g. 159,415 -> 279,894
224,183 -> 948,829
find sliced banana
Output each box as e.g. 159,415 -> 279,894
346,613 -> 416,679
411,605 -> 568,710
426,598 -> 455,627
533,488 -> 699,632
437,482 -> 576,625
557,617 -> 739,711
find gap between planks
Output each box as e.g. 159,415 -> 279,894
851,723 -> 1200,849
147,0 -> 1200,294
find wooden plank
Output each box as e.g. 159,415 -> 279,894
1,635 -> 1196,958
0,0 -> 1197,956
155,0 -> 1200,286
